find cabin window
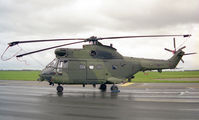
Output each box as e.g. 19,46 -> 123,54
57,61 -> 63,74
90,50 -> 96,56
89,65 -> 94,70
80,64 -> 86,69
112,65 -> 117,70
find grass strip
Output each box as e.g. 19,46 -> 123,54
0,70 -> 40,81
0,70 -> 199,82
131,71 -> 199,83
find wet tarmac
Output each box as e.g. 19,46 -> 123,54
0,80 -> 199,120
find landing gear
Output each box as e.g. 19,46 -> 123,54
57,85 -> 63,92
49,81 -> 54,86
128,78 -> 131,82
93,84 -> 96,88
99,84 -> 120,92
99,84 -> 107,92
111,84 -> 120,92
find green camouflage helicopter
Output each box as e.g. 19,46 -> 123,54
7,34 -> 196,92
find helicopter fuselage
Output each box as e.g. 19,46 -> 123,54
39,43 -> 184,85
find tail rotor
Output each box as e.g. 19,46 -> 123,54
164,37 -> 196,63
164,38 -> 179,54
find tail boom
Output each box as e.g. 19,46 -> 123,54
135,50 -> 184,72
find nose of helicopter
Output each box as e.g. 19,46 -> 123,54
38,68 -> 56,81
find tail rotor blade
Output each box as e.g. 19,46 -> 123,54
164,48 -> 173,52
181,59 -> 184,63
184,52 -> 197,55
173,38 -> 176,51
179,46 -> 186,50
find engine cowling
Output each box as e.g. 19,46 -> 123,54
55,48 -> 67,57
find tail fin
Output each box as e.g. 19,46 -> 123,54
168,49 -> 184,69
165,37 -> 196,69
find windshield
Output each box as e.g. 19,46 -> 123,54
47,58 -> 58,68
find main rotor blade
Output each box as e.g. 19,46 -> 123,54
98,34 -> 191,40
8,38 -> 86,46
16,41 -> 85,57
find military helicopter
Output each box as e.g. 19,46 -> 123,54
6,34 -> 196,92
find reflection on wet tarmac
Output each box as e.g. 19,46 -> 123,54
57,92 -> 63,97
0,80 -> 199,120
56,91 -> 119,99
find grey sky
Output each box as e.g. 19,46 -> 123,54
0,0 -> 199,70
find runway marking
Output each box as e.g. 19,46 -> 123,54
180,92 -> 185,95
120,82 -> 134,86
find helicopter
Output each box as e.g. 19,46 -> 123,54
5,34 -> 196,92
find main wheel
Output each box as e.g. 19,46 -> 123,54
57,85 -> 63,92
111,85 -> 120,92
99,84 -> 107,92
93,84 -> 96,88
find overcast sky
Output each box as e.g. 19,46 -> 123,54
0,0 -> 199,70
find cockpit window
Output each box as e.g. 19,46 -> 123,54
47,59 -> 57,68
57,61 -> 63,74
63,60 -> 68,68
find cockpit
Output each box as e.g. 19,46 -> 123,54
39,59 -> 58,82
47,58 -> 58,68
41,58 -> 58,75
39,58 -> 68,83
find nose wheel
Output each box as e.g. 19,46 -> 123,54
57,85 -> 63,92
99,84 -> 107,92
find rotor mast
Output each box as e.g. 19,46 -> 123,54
86,36 -> 100,45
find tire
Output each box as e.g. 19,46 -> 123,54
111,85 -> 120,92
111,85 -> 118,91
57,85 -> 63,92
93,84 -> 96,88
99,84 -> 107,91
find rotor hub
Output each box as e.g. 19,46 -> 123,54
86,36 -> 100,45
